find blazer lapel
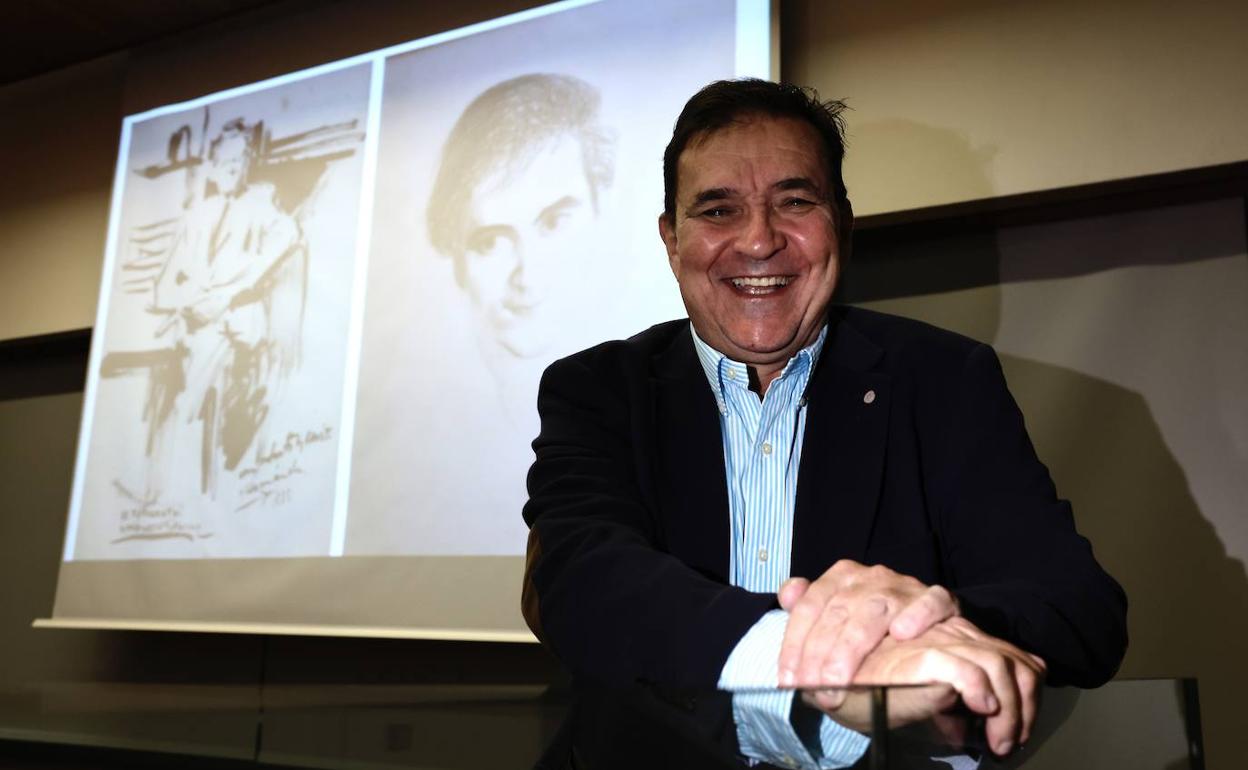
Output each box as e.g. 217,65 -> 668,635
792,312 -> 891,578
651,326 -> 731,582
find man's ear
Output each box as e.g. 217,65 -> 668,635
657,212 -> 680,274
838,201 -> 854,263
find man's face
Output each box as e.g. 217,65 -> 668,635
209,133 -> 249,196
459,137 -> 596,359
659,116 -> 846,369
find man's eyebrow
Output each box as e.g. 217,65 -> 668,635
774,177 -> 823,194
688,187 -> 736,209
534,195 -> 581,224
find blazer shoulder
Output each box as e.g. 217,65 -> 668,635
547,319 -> 688,381
836,305 -> 987,372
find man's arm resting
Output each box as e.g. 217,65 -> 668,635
720,610 -> 868,769
523,354 -> 774,687
934,343 -> 1127,687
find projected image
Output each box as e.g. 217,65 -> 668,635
427,73 -> 617,415
51,0 -> 772,634
69,64 -> 372,560
347,0 -> 737,555
429,72 -> 624,429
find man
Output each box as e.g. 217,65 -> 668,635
522,80 -> 1126,768
427,73 -> 616,426
148,116 -> 305,493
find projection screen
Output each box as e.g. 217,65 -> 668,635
41,0 -> 776,639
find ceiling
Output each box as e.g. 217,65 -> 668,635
0,0 -> 303,86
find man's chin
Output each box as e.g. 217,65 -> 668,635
494,332 -> 552,361
719,332 -> 808,365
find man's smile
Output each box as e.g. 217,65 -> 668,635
727,275 -> 794,295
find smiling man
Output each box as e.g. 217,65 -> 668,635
522,80 -> 1126,769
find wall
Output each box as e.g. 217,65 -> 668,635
784,0 -> 1248,216
0,57 -> 123,341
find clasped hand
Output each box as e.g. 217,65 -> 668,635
777,560 -> 1044,755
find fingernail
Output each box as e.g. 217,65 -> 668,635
779,669 -> 795,687
984,693 -> 999,712
996,739 -> 1014,755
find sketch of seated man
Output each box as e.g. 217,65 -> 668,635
154,117 -> 306,489
426,73 -> 616,427
106,116 -> 308,500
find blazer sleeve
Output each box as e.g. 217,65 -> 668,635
521,352 -> 776,688
935,343 -> 1128,687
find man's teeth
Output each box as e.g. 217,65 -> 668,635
731,276 -> 790,288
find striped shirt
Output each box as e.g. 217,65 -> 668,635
693,325 -> 869,769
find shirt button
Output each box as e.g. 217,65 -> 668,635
864,389 -> 876,404
726,368 -> 737,380
761,441 -> 773,455
758,547 -> 768,562
782,756 -> 797,768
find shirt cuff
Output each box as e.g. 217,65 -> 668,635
719,609 -> 870,769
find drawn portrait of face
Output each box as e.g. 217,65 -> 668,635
458,135 -> 597,359
207,127 -> 252,198
427,73 -> 615,366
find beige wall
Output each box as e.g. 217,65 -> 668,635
0,57 -> 123,340
784,0 -> 1248,216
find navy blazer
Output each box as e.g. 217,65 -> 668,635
523,306 -> 1127,695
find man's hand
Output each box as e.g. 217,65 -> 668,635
182,291 -> 233,332
777,560 -> 959,688
806,617 -> 1047,756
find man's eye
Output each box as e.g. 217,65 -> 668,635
700,206 -> 733,219
466,232 -> 499,255
537,209 -> 570,232
466,226 -> 514,257
781,197 -> 814,209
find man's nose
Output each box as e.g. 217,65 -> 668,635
508,241 -> 546,294
735,206 -> 783,259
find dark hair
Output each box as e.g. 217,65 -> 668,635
209,117 -> 262,160
427,73 -> 615,257
662,78 -> 849,223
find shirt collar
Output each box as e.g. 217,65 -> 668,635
690,323 -> 828,415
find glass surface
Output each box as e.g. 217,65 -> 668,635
0,678 -> 1202,769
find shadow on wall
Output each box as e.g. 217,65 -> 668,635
840,117 -> 1248,769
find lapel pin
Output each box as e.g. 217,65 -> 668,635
863,389 -> 876,404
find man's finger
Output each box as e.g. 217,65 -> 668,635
818,595 -> 891,685
793,602 -> 850,685
912,648 -> 999,718
1015,657 -> 1042,746
984,657 -> 1021,756
889,585 -> 958,639
778,582 -> 834,685
966,640 -> 1044,752
778,577 -> 810,611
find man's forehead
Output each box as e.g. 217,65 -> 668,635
676,116 -> 827,194
476,135 -> 583,194
470,138 -> 590,219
